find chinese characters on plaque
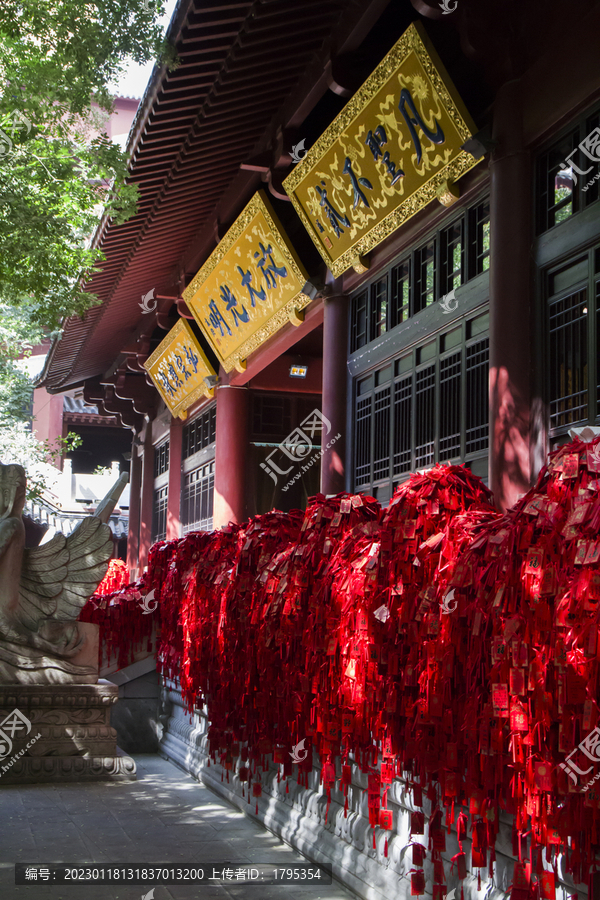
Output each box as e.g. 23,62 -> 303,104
183,191 -> 311,374
283,21 -> 481,277
143,319 -> 216,420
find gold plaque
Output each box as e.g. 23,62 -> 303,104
283,22 -> 481,277
143,319 -> 216,420
183,191 -> 311,373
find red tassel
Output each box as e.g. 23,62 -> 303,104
385,837 -> 388,857
286,780 -> 289,793
373,829 -> 376,850
256,802 -> 258,814
478,871 -> 481,891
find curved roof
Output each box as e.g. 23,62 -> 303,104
41,0 -> 383,393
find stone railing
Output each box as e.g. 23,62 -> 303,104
158,679 -> 582,900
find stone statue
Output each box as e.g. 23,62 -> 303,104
0,465 -> 128,684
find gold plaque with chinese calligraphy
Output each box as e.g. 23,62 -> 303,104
283,21 -> 481,277
143,319 -> 216,420
183,191 -> 311,373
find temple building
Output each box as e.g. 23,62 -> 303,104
14,2 -> 600,897
39,0 -> 600,587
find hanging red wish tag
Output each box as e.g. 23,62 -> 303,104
252,780 -> 262,814
379,808 -> 393,830
562,453 -> 579,478
451,851 -> 467,880
540,871 -> 555,900
412,843 -> 425,866
411,870 -> 426,895
411,811 -> 425,835
381,762 -> 394,784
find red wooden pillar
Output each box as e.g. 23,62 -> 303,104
489,79 -> 533,511
320,293 -> 348,495
138,422 -> 155,571
126,438 -> 142,581
213,373 -> 249,529
166,417 -> 183,541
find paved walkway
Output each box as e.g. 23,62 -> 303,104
0,755 -> 357,900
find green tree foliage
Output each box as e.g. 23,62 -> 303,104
0,300 -> 43,425
0,0 -> 175,488
0,0 -> 177,330
0,424 -> 81,503
0,301 -> 85,500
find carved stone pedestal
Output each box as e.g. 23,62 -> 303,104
0,682 -> 136,784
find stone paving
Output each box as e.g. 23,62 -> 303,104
0,755 -> 357,900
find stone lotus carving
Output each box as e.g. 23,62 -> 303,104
0,465 -> 128,684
